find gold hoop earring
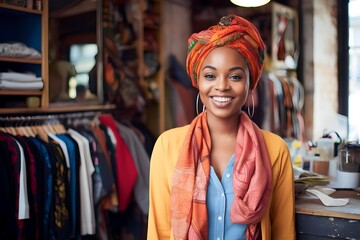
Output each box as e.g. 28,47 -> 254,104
247,91 -> 254,118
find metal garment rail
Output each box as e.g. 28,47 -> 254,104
0,111 -> 100,127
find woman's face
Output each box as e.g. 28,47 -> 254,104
198,47 -> 250,120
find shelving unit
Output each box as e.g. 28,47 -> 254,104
0,1 -> 49,112
140,0 -> 165,136
0,1 -> 116,116
0,0 -> 164,130
101,0 -> 165,137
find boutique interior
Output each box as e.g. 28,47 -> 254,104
0,0 -> 359,239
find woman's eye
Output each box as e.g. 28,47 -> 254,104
229,74 -> 243,81
204,73 -> 216,80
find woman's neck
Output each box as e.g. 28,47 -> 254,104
207,112 -> 240,138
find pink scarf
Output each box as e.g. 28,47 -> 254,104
170,111 -> 272,239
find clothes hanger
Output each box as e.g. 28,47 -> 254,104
51,118 -> 66,134
3,120 -> 16,135
37,125 -> 49,142
14,119 -> 27,136
21,116 -> 35,137
29,118 -> 39,137
19,117 -> 33,137
32,119 -> 48,142
45,121 -> 56,134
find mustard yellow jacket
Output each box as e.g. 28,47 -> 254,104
147,125 -> 296,240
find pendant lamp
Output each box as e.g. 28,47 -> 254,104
230,0 -> 271,7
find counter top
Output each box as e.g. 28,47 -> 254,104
295,189 -> 360,220
295,190 -> 360,239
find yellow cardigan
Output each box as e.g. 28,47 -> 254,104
147,125 -> 296,240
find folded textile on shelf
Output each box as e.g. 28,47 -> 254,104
0,42 -> 41,58
0,72 -> 41,82
0,79 -> 43,90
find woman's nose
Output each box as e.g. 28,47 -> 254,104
215,76 -> 229,91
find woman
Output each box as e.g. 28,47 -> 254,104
147,15 -> 295,240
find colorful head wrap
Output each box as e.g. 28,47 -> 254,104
186,15 -> 266,90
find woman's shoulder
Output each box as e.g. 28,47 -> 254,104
154,124 -> 190,150
151,125 -> 190,168
160,124 -> 190,139
261,130 -> 287,146
260,129 -> 290,159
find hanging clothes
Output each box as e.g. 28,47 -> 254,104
98,114 -> 138,212
0,112 -> 150,240
68,128 -> 96,235
258,70 -> 305,141
0,132 -> 24,239
116,122 -> 150,214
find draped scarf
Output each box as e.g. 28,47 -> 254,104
170,111 -> 272,240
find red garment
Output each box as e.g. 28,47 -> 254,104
98,114 -> 138,211
0,132 -> 25,239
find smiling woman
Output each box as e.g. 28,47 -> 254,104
147,15 -> 295,240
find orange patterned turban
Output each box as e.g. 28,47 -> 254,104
186,15 -> 266,90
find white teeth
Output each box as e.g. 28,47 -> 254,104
212,97 -> 232,102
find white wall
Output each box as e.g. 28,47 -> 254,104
312,0 -> 339,140
302,0 -> 340,141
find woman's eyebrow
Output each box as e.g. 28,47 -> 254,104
229,66 -> 245,72
202,65 -> 216,71
201,66 -> 245,72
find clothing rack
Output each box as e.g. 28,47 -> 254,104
0,111 -> 101,126
0,111 -> 104,140
257,69 -> 305,141
0,110 -> 150,240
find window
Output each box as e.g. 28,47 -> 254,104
68,43 -> 98,99
349,0 -> 360,141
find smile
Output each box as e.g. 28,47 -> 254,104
212,96 -> 233,103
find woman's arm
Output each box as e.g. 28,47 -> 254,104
147,134 -> 172,239
265,134 -> 295,240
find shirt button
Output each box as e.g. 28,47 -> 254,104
226,173 -> 231,178
221,193 -> 225,197
218,216 -> 223,221
217,238 -> 220,240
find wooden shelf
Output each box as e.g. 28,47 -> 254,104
0,56 -> 42,64
0,0 -> 49,113
0,90 -> 43,95
0,107 -> 44,114
0,104 -> 116,115
48,103 -> 116,113
0,3 -> 42,14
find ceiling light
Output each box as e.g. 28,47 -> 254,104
230,0 -> 271,7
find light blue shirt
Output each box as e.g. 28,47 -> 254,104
207,154 -> 247,240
